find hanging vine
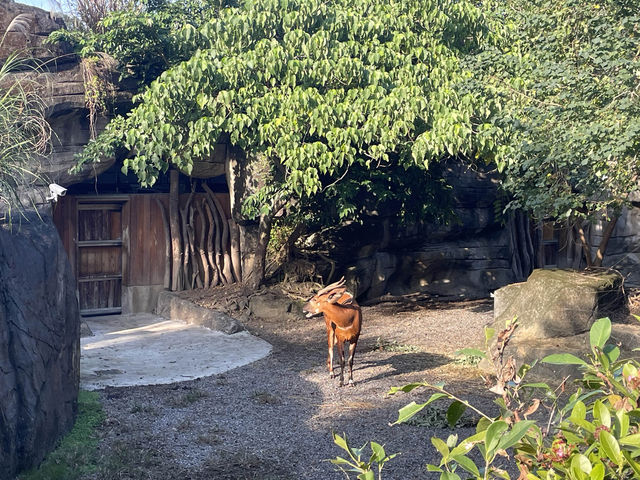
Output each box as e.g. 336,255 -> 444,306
80,53 -> 117,139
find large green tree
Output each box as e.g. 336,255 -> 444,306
477,0 -> 640,267
78,0 -> 504,287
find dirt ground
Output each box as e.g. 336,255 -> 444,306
83,286 -> 500,480
75,283 -> 640,480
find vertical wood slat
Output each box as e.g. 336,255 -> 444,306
142,195 -> 151,286
126,194 -> 170,287
122,200 -> 130,286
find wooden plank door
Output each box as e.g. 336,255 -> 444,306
77,202 -> 123,316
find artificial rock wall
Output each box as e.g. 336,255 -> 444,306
0,214 -> 80,479
1,2 -> 82,477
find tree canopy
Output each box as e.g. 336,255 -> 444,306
478,0 -> 640,264
78,0 -> 502,222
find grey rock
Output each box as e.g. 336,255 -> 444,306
0,0 -> 68,64
249,292 -> 301,320
0,212 -> 80,479
493,269 -> 626,340
156,290 -> 244,334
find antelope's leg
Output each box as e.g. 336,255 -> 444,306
347,341 -> 357,386
326,327 -> 336,377
336,338 -> 346,387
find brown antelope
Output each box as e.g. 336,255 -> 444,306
303,277 -> 362,387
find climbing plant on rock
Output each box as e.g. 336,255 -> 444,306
78,0 -> 506,287
476,0 -> 640,267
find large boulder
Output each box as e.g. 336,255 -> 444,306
0,213 -> 80,478
486,268 -> 633,381
493,268 -> 626,340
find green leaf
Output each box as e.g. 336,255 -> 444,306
499,420 -> 535,451
388,383 -> 427,395
590,462 -> 605,480
570,400 -> 586,422
484,327 -> 495,345
593,400 -> 611,428
392,402 -> 424,425
450,431 -> 485,457
590,317 -> 611,351
427,464 -> 443,472
440,472 -> 461,480
541,353 -> 587,366
619,433 -> 640,446
370,442 -> 385,463
603,344 -> 620,363
599,430 -> 623,465
485,421 -> 509,460
455,348 -> 487,359
522,382 -> 550,389
431,437 -> 450,460
570,454 -> 591,479
392,393 -> 448,425
357,471 -> 375,480
452,455 -> 480,477
446,434 -> 458,449
622,450 -> 640,477
446,401 -> 467,428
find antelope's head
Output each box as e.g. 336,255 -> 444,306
302,277 -> 353,319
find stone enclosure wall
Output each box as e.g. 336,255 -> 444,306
1,2 -> 81,477
0,214 -> 80,479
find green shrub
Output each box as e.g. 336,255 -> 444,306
332,315 -> 640,479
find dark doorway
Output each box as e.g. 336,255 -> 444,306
76,201 -> 124,315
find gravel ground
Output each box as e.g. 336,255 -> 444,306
85,294 -> 499,480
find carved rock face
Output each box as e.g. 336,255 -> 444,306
0,213 -> 80,477
0,0 -> 68,63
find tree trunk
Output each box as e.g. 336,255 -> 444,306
204,201 -> 220,286
180,191 -> 194,290
203,183 -> 234,284
593,215 -> 619,267
576,222 -> 594,267
195,198 -> 211,288
202,188 -> 226,284
240,215 -> 273,289
155,198 -> 171,290
228,218 -> 242,283
187,202 -> 202,288
169,169 -> 182,291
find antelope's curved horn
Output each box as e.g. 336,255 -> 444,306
316,276 -> 346,296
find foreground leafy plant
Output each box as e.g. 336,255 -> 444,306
331,432 -> 398,480
331,316 -> 640,479
390,317 -> 640,479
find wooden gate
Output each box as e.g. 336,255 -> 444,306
76,201 -> 124,315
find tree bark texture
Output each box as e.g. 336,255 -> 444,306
155,198 -> 171,290
169,170 -> 182,291
594,215 -> 619,268
179,191 -> 194,289
228,218 -> 242,283
195,198 -> 211,288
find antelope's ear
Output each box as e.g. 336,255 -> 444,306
327,291 -> 342,304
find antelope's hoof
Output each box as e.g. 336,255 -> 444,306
348,380 -> 355,387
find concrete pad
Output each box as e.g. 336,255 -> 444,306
81,313 -> 271,390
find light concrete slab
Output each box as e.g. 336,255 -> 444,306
81,313 -> 271,390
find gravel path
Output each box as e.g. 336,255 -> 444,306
86,298 -> 496,479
